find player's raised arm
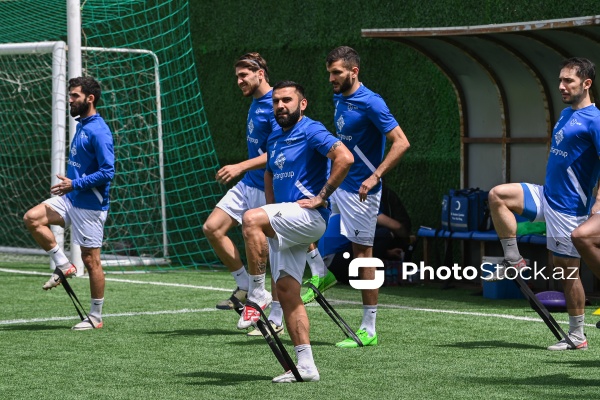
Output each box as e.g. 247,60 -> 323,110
297,140 -> 353,209
216,152 -> 268,184
359,126 -> 410,201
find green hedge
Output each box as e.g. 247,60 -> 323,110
189,0 -> 599,232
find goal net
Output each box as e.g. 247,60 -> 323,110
0,0 -> 226,270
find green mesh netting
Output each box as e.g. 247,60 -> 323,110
0,0 -> 224,269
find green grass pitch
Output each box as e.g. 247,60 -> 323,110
1,262 -> 600,399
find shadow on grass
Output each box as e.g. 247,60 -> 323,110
148,329 -> 332,346
440,340 -> 542,350
467,373 -> 599,388
148,328 -> 244,337
178,370 -> 273,385
228,338 -> 331,347
545,359 -> 600,368
0,324 -> 67,331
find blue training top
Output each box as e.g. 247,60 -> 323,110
544,104 -> 600,216
333,84 -> 398,194
266,116 -> 339,222
66,113 -> 115,211
241,90 -> 279,191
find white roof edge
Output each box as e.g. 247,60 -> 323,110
361,15 -> 600,37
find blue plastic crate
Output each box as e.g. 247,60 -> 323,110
481,257 -> 526,299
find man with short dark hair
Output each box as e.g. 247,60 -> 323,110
303,46 -> 410,348
240,81 -> 353,382
202,53 -> 281,324
23,76 -> 114,330
489,57 -> 600,350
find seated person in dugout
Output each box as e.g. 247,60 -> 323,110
313,183 -> 412,285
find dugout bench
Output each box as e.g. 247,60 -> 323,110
416,226 -> 556,291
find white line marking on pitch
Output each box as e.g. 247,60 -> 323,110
0,308 -> 218,325
0,267 -> 594,328
0,267 -> 231,292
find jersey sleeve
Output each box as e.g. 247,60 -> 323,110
305,121 -> 339,156
72,127 -> 115,191
366,93 -> 399,135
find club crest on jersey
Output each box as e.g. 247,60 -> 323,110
555,129 -> 563,145
275,152 -> 286,170
347,103 -> 358,111
255,107 -> 264,114
248,119 -> 254,134
336,115 -> 345,132
570,118 -> 582,126
285,137 -> 298,145
70,146 -> 77,156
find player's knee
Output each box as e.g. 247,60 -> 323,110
241,209 -> 263,232
487,186 -> 503,208
81,250 -> 101,269
571,225 -> 593,251
202,220 -> 217,238
571,226 -> 583,242
23,210 -> 39,229
276,276 -> 300,301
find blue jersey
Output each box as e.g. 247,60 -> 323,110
545,105 -> 600,216
333,84 -> 399,194
266,116 -> 339,221
241,90 -> 278,191
66,114 -> 115,211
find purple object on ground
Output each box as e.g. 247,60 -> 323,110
535,291 -> 566,308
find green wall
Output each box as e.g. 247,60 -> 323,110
188,0 -> 600,233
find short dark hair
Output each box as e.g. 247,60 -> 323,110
272,80 -> 305,100
326,46 -> 360,70
235,52 -> 270,82
561,57 -> 595,83
68,76 -> 102,106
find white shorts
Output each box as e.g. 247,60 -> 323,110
330,187 -> 381,246
216,181 -> 266,225
522,183 -> 588,258
43,195 -> 108,248
262,202 -> 326,283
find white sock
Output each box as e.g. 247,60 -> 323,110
47,245 -> 70,268
268,301 -> 283,326
500,238 -> 521,262
307,248 -> 327,278
295,344 -> 316,371
90,298 -> 104,321
248,274 -> 266,301
360,305 -> 377,337
569,314 -> 585,338
231,266 -> 249,291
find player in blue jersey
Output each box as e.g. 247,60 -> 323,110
303,46 -> 410,348
203,53 -> 288,336
239,81 -> 353,382
489,57 -> 600,350
23,76 -> 114,330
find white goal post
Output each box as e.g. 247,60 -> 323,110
0,41 -> 67,265
0,41 -> 169,268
